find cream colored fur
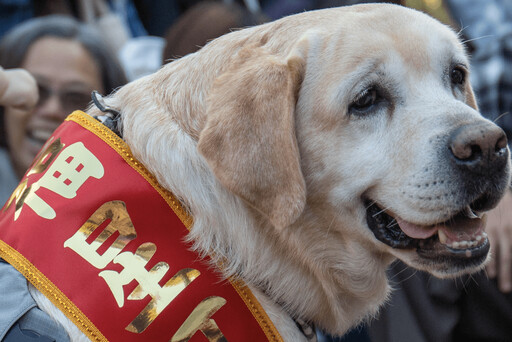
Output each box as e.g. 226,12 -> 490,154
29,4 -> 510,340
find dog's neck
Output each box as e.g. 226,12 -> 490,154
87,57 -> 393,338
88,102 -> 323,341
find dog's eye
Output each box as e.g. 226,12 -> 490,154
349,87 -> 380,114
451,67 -> 466,85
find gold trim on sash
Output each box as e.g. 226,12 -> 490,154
68,111 -> 284,342
0,239 -> 108,341
66,112 -> 193,230
0,111 -> 283,342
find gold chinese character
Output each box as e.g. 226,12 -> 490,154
27,137 -> 64,176
99,242 -> 201,333
5,141 -> 104,220
64,201 -> 226,338
3,138 -> 63,218
25,142 -> 104,219
64,201 -> 137,269
171,296 -> 227,342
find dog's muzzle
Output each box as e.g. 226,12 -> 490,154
365,120 -> 510,272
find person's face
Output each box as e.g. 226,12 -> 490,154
5,36 -> 104,178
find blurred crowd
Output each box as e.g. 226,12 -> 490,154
0,0 -> 511,341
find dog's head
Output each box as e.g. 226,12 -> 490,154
198,4 -> 511,278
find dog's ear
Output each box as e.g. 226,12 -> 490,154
198,46 -> 306,229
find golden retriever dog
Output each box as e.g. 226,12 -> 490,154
28,3 -> 511,341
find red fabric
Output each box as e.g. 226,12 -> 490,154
0,116 -> 274,341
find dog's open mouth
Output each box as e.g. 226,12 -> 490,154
365,200 -> 489,261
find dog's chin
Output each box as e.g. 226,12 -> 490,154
364,199 -> 490,276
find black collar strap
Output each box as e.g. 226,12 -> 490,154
91,90 -> 122,138
295,318 -> 317,342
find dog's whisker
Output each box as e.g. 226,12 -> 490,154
398,269 -> 418,284
324,217 -> 336,239
365,201 -> 377,210
389,262 -> 411,281
482,267 -> 491,281
386,219 -> 398,229
372,206 -> 390,218
466,273 -> 479,289
456,23 -> 468,37
426,274 -> 434,287
460,34 -> 494,45
460,276 -> 469,294
453,274 -> 474,294
493,111 -> 510,123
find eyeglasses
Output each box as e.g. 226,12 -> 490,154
37,83 -> 92,114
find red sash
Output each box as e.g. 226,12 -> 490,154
0,111 -> 283,342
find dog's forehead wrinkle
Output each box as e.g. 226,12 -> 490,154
331,59 -> 385,101
331,11 -> 453,77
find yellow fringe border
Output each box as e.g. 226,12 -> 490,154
62,111 -> 281,341
0,111 -> 283,341
67,111 -> 284,342
66,112 -> 193,230
0,240 -> 108,341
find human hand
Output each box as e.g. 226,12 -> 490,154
485,188 -> 512,292
0,67 -> 38,111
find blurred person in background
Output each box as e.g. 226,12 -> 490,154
0,0 -> 150,80
0,15 -> 127,205
162,0 -> 266,62
0,14 -> 127,341
0,0 -> 146,38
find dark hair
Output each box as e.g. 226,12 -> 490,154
163,1 -> 267,62
0,15 -> 127,95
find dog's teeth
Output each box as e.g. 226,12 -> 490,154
463,206 -> 479,219
447,238 -> 482,250
438,229 -> 447,244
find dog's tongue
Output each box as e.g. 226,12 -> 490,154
397,214 -> 485,242
396,219 -> 438,239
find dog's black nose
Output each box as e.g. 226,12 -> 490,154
449,122 -> 508,174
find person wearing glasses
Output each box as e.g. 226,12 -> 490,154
0,15 -> 127,341
0,15 -> 127,195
